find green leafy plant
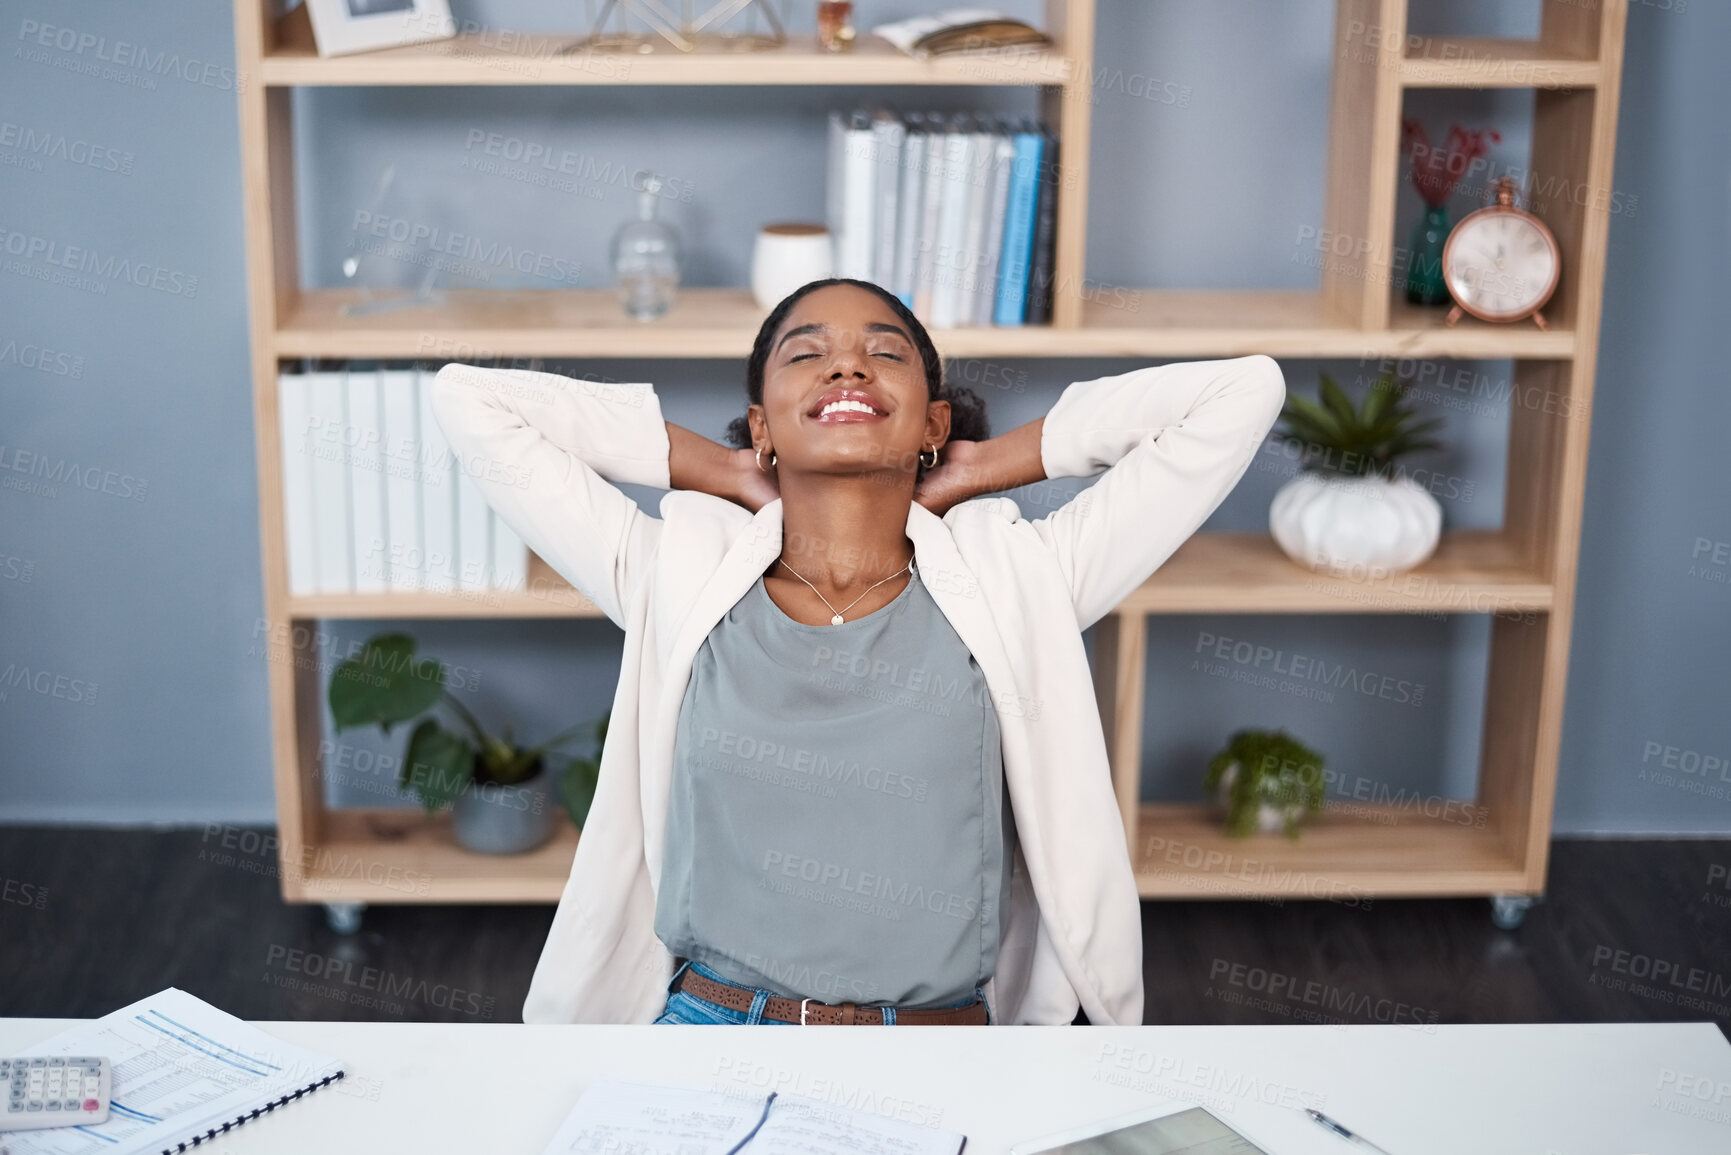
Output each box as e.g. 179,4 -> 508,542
328,632 -> 606,827
1274,370 -> 1445,480
1203,728 -> 1328,839
556,713 -> 607,832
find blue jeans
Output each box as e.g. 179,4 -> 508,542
653,959 -> 990,1024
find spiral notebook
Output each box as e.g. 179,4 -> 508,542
2,987 -> 344,1155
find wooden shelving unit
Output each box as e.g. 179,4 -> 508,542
235,0 -> 1628,923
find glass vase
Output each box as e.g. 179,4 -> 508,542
1404,203 -> 1451,306
611,173 -> 681,321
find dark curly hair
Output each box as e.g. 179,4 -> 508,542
722,278 -> 990,482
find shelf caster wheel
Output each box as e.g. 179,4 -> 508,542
324,902 -> 366,935
1489,893 -> 1536,930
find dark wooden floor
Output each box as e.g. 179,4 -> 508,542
1,829 -> 1726,1041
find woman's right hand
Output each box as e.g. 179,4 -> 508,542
729,446 -> 781,513
666,423 -> 779,513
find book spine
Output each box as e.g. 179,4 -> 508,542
958,126 -> 995,327
455,458 -> 491,592
345,367 -> 389,594
892,124 -> 927,308
841,111 -> 875,280
415,365 -> 458,595
489,509 -> 527,592
276,371 -> 318,598
993,131 -> 1043,326
931,122 -> 974,328
871,113 -> 905,290
305,370 -> 352,595
1024,129 -> 1060,326
912,126 -> 947,321
826,110 -> 845,279
379,368 -> 423,593
974,131 -> 1014,326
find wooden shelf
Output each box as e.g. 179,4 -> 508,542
1130,531 -> 1551,615
1400,38 -> 1601,89
261,29 -> 1077,88
239,0 -> 1629,913
286,808 -> 579,903
276,287 -> 1577,361
1080,289 -> 1575,360
288,533 -> 1549,621
289,554 -> 605,620
1132,803 -> 1525,898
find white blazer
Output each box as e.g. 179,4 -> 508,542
430,352 -> 1287,1026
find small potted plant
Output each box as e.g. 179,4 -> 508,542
328,633 -> 606,854
1204,728 -> 1327,838
1269,369 -> 1446,578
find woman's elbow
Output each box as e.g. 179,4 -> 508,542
1243,354 -> 1287,429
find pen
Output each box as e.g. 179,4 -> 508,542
1305,1108 -> 1396,1155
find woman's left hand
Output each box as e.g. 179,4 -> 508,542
913,419 -> 1049,517
913,439 -> 996,518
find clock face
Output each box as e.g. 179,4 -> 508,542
1443,210 -> 1558,320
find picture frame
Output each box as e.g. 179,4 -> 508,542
303,0 -> 457,58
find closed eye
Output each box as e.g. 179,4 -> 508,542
787,349 -> 903,362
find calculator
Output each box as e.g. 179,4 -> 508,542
0,1056 -> 111,1131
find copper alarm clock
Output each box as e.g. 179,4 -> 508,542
1441,175 -> 1561,330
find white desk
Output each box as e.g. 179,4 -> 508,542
2,1020 -> 1729,1154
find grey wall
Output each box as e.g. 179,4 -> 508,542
0,1 -> 1725,834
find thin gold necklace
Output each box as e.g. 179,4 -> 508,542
775,556 -> 913,625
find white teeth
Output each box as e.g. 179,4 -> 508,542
818,398 -> 880,417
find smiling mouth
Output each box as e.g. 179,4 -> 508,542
808,392 -> 889,423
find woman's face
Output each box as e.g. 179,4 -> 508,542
749,284 -> 949,482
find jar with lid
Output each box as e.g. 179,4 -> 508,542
611,171 -> 682,320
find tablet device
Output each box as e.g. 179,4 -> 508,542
1008,1100 -> 1274,1155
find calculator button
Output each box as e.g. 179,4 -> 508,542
26,1101 -> 41,1112
48,1058 -> 63,1067
85,1099 -> 101,1111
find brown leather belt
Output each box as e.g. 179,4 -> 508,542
672,966 -> 988,1025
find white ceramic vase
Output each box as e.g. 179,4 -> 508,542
1212,761 -> 1303,835
751,223 -> 833,310
1270,472 -> 1443,578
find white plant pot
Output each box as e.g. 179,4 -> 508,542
1212,761 -> 1304,835
1269,472 -> 1442,579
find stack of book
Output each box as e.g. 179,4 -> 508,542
827,108 -> 1059,328
277,365 -> 528,598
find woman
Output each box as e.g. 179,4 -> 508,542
430,278 -> 1286,1026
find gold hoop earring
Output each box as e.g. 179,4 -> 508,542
920,445 -> 938,469
757,447 -> 776,472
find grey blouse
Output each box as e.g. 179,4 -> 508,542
653,559 -> 1015,1010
